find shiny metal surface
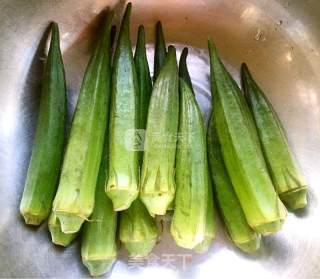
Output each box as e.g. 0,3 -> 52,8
1,0 -> 320,278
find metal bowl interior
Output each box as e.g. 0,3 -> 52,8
0,0 -> 320,278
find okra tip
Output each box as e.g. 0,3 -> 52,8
123,2 -> 132,18
135,25 -> 146,51
280,188 -> 307,210
240,62 -> 253,90
167,45 -> 176,54
53,212 -> 85,234
236,235 -> 261,253
20,211 -> 45,226
253,219 -> 284,236
156,21 -> 164,36
240,62 -> 249,75
138,25 -> 145,38
82,258 -> 116,277
106,189 -> 139,211
171,227 -> 205,249
49,227 -> 76,247
179,47 -> 188,68
50,21 -> 60,48
51,21 -> 59,34
208,39 -> 221,61
140,193 -> 174,216
193,238 -> 213,253
124,239 -> 157,257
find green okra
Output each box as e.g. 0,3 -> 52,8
180,49 -> 215,252
20,22 -> 66,226
208,39 -> 287,235
81,141 -> 117,277
171,79 -> 210,249
170,48 -> 212,249
119,199 -> 158,257
140,46 -> 179,215
241,63 -> 308,210
179,47 -> 193,93
193,175 -> 215,253
207,114 -> 261,253
105,3 -> 140,211
52,12 -> 113,234
134,24 -> 152,158
119,24 -> 158,257
153,21 -> 167,82
48,212 -> 77,247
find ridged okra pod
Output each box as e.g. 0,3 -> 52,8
241,64 -> 307,210
120,199 -> 157,257
140,46 -> 179,215
171,78 -> 210,249
105,3 -> 140,211
52,12 -> 113,233
207,114 -> 261,253
81,141 -> 117,277
208,39 -> 287,235
119,24 -> 158,257
180,48 -> 215,252
20,23 -> 66,226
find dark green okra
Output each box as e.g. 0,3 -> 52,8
105,3 -> 140,211
52,12 -> 113,234
179,47 -> 193,92
153,21 -> 167,82
134,24 -> 152,160
140,46 -> 179,216
208,39 -> 287,235
241,64 -> 307,210
20,23 -> 66,226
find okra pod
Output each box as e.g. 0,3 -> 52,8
120,199 -> 157,257
119,24 -> 158,257
105,3 -> 140,211
207,114 -> 261,253
241,63 -> 308,210
208,39 -> 287,235
140,46 -> 179,215
81,142 -> 117,277
52,12 -> 113,233
20,23 -> 66,226
193,175 -> 215,253
170,79 -> 209,249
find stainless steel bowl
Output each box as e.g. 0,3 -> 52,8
1,0 -> 320,278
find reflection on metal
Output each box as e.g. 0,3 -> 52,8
0,0 -> 320,278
